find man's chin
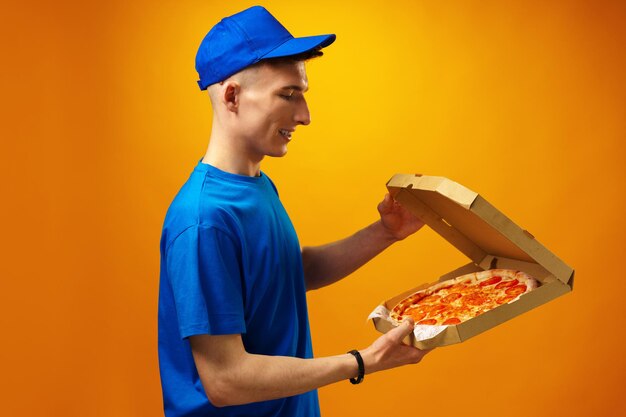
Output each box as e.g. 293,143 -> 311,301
267,147 -> 289,158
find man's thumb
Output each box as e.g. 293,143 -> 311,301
378,193 -> 392,214
389,318 -> 415,343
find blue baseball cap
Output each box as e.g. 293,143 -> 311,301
195,6 -> 336,90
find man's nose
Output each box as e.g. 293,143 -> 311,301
295,97 -> 311,126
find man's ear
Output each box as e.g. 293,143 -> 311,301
222,81 -> 240,112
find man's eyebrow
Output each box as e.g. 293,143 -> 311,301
280,85 -> 309,92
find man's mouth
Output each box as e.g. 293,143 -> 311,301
279,129 -> 293,140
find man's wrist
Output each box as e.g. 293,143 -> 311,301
347,350 -> 365,384
371,220 -> 402,244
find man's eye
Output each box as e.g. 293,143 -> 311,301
279,94 -> 294,101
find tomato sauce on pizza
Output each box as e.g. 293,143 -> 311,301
390,269 -> 538,327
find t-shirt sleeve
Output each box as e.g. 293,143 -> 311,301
165,225 -> 246,339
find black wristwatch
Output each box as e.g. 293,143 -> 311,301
347,350 -> 364,384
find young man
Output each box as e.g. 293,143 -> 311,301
158,6 -> 431,417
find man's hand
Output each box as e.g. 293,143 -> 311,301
377,193 -> 425,241
360,318 -> 432,374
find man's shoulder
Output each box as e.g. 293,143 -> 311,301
161,169 -> 240,248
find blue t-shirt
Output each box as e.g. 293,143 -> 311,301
158,161 -> 320,417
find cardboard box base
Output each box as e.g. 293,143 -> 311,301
372,262 -> 573,349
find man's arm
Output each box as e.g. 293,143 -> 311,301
302,193 -> 425,290
190,319 -> 428,407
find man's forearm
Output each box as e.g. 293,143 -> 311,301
191,333 -> 359,407
302,220 -> 399,290
211,353 -> 357,406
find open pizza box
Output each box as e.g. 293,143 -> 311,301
370,174 -> 574,350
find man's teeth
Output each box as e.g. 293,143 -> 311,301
279,129 -> 292,139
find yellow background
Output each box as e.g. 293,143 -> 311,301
1,0 -> 625,416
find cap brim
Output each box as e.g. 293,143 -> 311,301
262,34 -> 336,59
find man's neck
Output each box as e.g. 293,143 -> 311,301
202,136 -> 263,177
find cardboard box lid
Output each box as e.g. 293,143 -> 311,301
386,174 -> 573,285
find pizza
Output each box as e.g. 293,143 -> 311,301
389,269 -> 538,326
